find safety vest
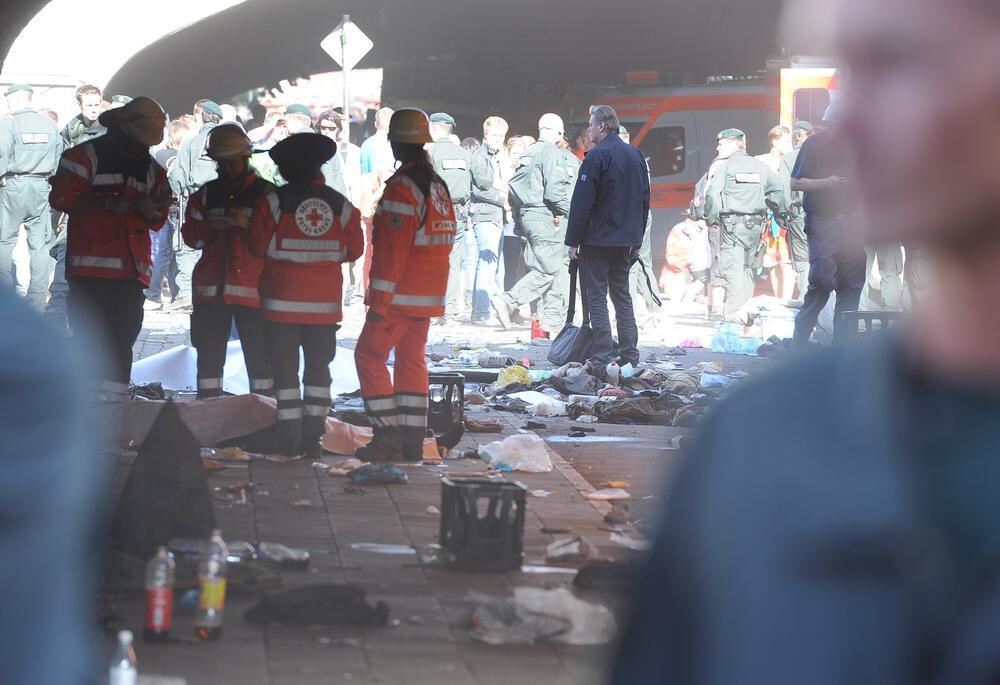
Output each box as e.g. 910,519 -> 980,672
183,172 -> 274,308
247,179 -> 364,324
49,135 -> 169,286
367,162 -> 457,318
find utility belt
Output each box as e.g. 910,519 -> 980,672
1,172 -> 51,184
720,212 -> 767,228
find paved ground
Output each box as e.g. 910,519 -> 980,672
116,299 -> 781,683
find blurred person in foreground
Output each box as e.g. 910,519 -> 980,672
0,286 -> 99,684
612,0 -> 1000,681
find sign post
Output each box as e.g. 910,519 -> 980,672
321,16 -> 374,155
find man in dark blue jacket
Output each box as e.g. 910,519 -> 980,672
565,104 -> 650,371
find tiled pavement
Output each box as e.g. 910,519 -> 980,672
113,410 -> 639,684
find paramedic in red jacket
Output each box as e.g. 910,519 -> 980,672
49,96 -> 170,401
182,124 -> 275,399
248,133 -> 364,458
355,109 -> 457,462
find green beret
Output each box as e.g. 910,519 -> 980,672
717,128 -> 746,141
268,132 -> 336,170
4,83 -> 33,96
284,103 -> 313,118
201,100 -> 223,118
110,95 -> 133,105
793,120 -> 813,132
429,112 -> 456,128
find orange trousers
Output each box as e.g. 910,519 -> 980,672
355,312 -> 430,430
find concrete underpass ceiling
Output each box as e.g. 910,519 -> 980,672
2,0 -> 795,129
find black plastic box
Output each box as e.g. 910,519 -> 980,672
439,477 -> 528,572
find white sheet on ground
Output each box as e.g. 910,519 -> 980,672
131,340 -> 368,395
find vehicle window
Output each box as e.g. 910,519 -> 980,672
639,126 -> 685,177
793,88 -> 831,126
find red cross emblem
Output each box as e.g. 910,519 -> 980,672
295,198 -> 334,237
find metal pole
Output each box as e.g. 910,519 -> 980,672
342,14 -> 351,157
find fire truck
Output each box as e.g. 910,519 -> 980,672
564,56 -> 838,275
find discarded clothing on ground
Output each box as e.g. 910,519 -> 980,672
467,587 -> 616,646
245,584 -> 390,627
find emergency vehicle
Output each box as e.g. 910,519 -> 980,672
564,56 -> 837,275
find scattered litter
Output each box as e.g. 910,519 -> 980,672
312,461 -> 330,470
541,527 -> 572,535
620,363 -> 635,378
467,591 -> 571,645
418,543 -> 456,566
575,415 -> 599,424
668,435 -> 691,450
327,458 -> 364,476
465,392 -> 487,406
508,390 -> 567,417
350,543 -> 416,556
479,434 -> 553,473
610,532 -> 652,551
245,584 -> 390,627
343,487 -> 367,495
584,488 -> 631,501
603,506 -> 630,525
465,418 -> 503,433
698,360 -> 725,374
597,480 -> 632,489
226,540 -> 257,562
567,430 -> 588,438
200,447 -> 249,462
530,490 -> 552,498
292,499 -> 313,507
349,464 -> 409,485
468,588 -> 617,646
522,421 -> 548,430
700,373 -> 737,389
598,387 -> 627,399
520,565 -> 577,575
265,454 -> 302,463
546,536 -> 599,563
257,542 -> 311,569
426,505 -> 440,515
496,365 -> 533,389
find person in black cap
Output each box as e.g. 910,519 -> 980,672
428,112 -> 472,323
0,83 -> 63,311
247,133 -> 364,457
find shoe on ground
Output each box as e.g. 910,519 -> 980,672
490,295 -> 512,329
143,299 -> 162,311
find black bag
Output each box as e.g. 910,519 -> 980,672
548,261 -> 595,365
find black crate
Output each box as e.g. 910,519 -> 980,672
439,477 -> 528,572
428,372 -> 465,433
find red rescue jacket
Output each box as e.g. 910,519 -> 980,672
248,177 -> 364,324
182,172 -> 274,308
49,134 -> 169,286
367,162 -> 457,318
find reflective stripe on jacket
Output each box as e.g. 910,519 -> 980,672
49,135 -> 169,286
366,163 -> 457,318
247,178 -> 364,324
183,172 -> 274,308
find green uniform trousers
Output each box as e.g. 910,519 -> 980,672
0,177 -> 54,310
504,212 -> 569,331
719,214 -> 765,321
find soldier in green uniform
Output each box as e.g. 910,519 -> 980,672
704,128 -> 787,322
0,83 -> 63,310
428,112 -> 472,322
781,121 -> 813,299
493,113 -> 574,333
48,85 -> 107,328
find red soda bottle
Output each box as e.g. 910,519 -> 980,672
143,546 -> 175,642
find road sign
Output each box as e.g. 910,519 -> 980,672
321,19 -> 373,71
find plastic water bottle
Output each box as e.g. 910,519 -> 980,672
605,361 -> 621,386
144,546 -> 175,643
195,529 -> 228,641
109,630 -> 137,685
